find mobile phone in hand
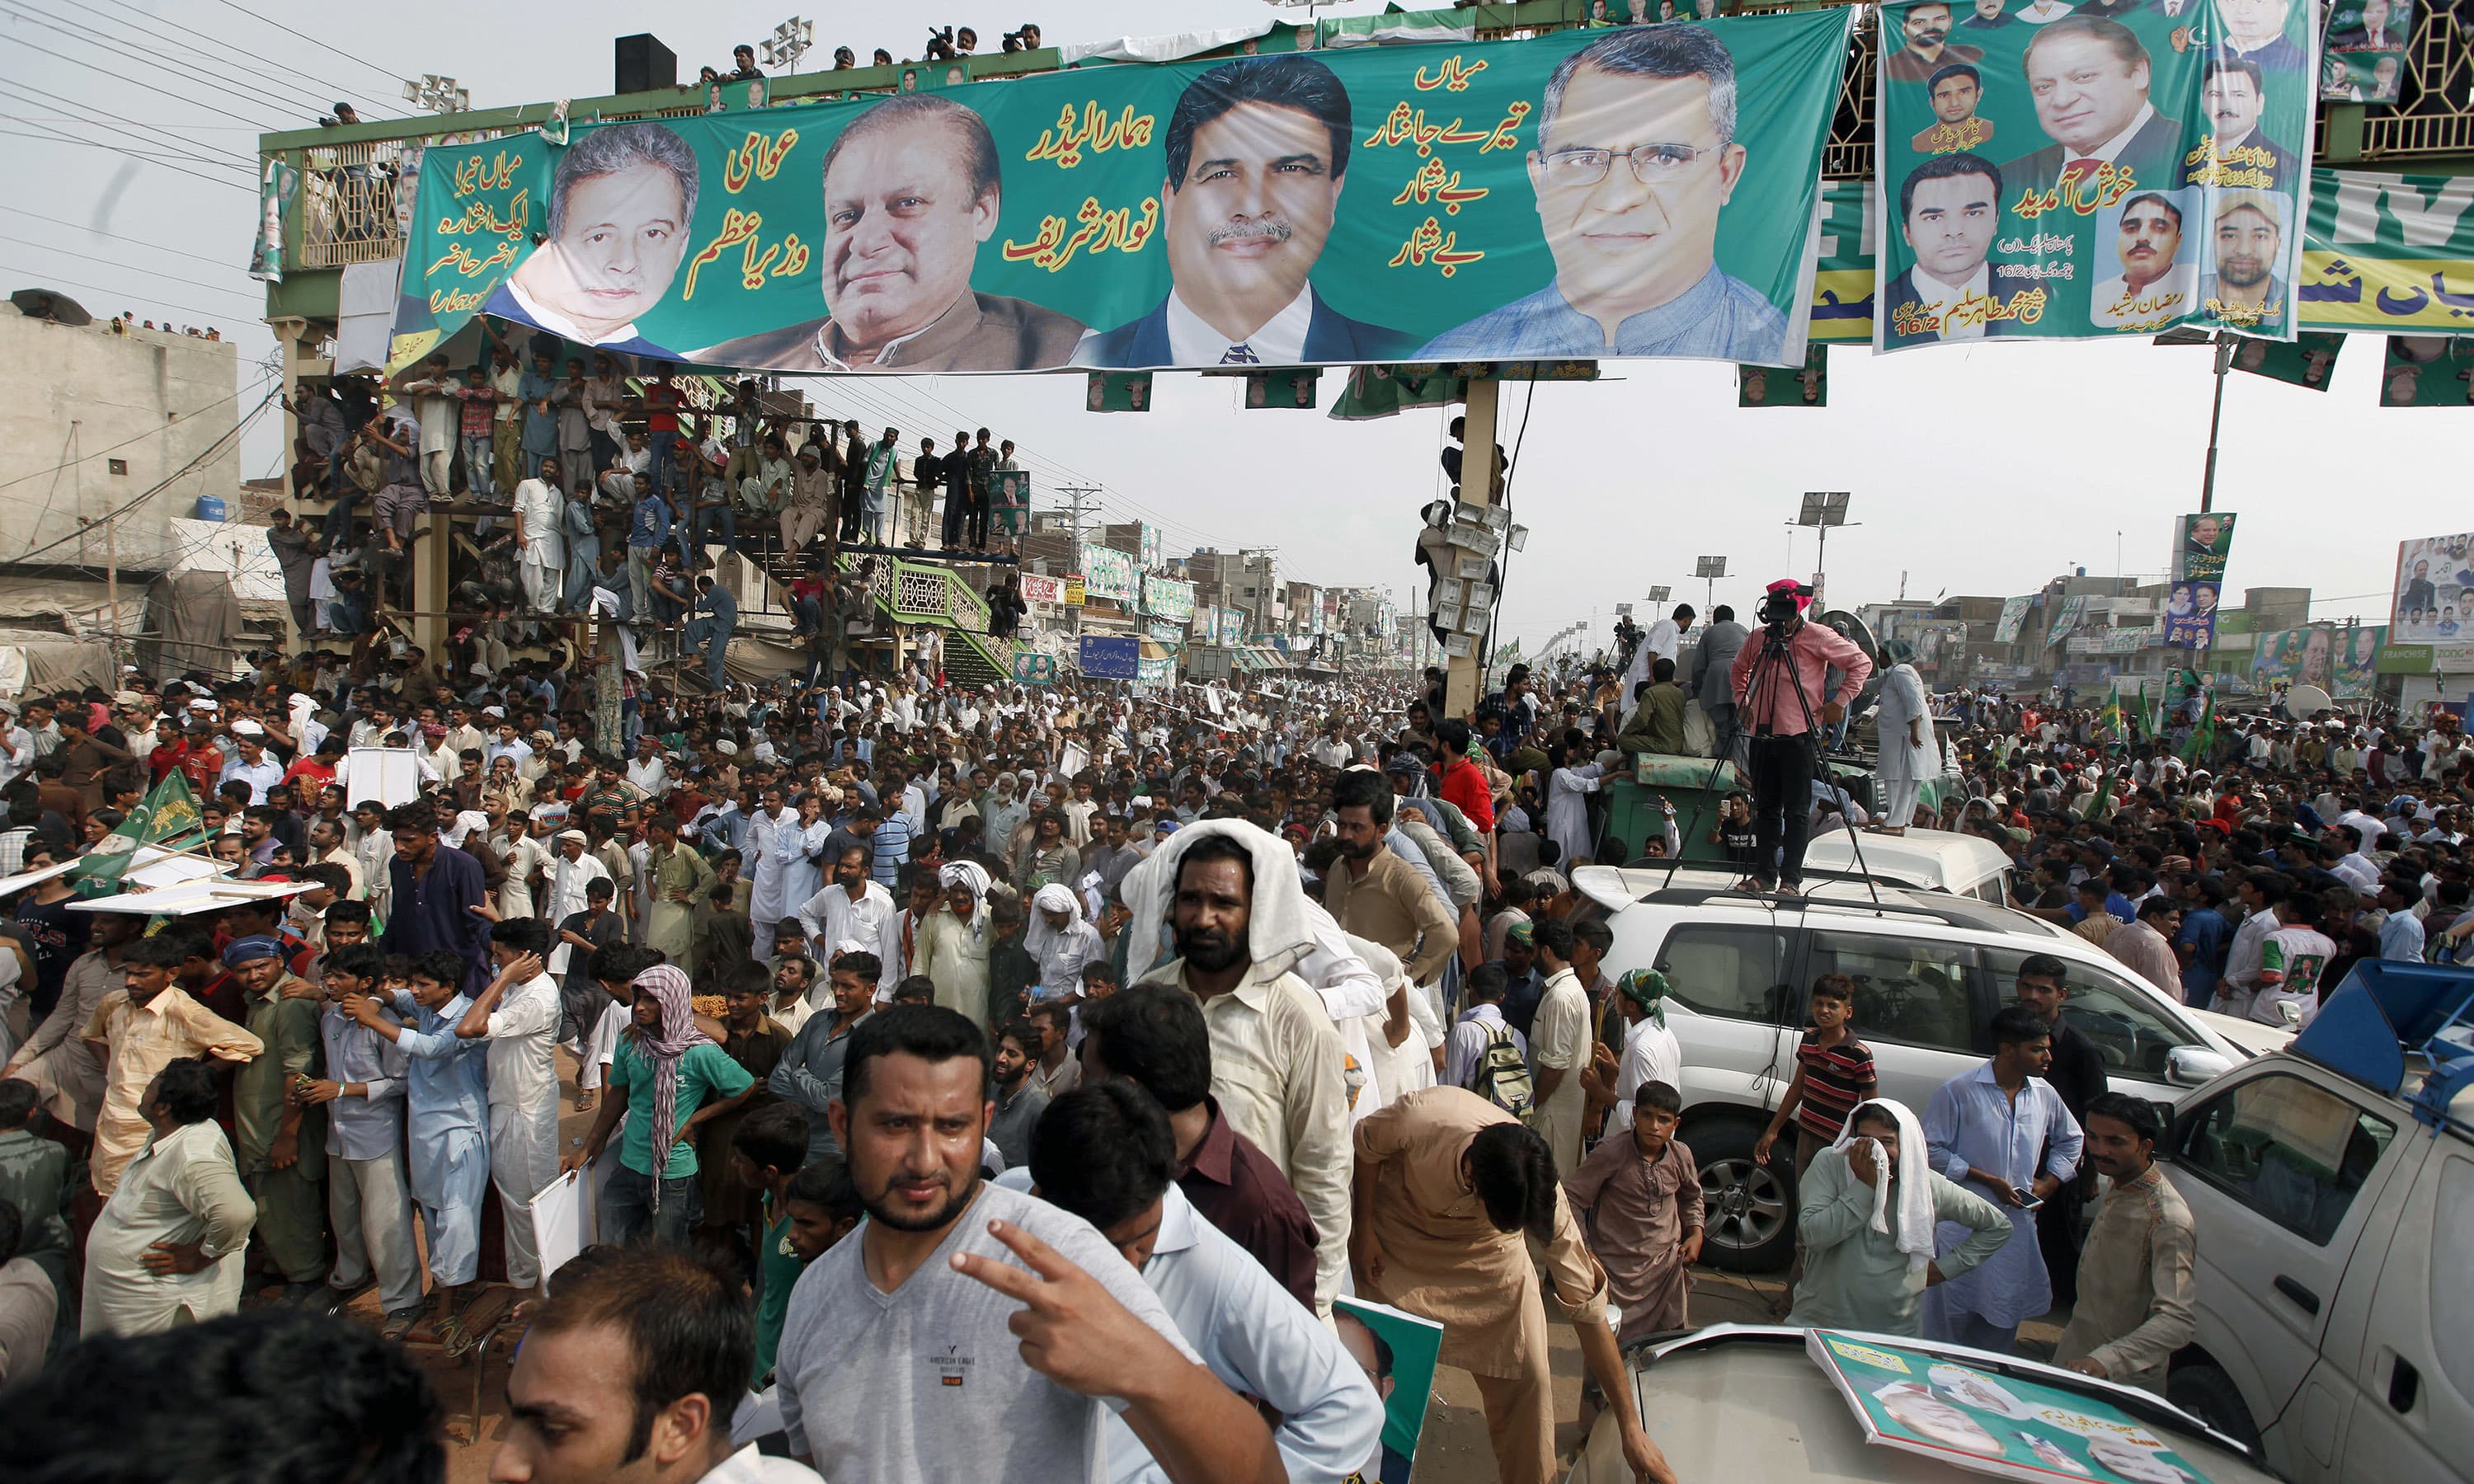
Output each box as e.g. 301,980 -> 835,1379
2013,1186 -> 2044,1210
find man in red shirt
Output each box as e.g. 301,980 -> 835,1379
152,715 -> 226,791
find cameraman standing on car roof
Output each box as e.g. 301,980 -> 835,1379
1728,578 -> 1870,895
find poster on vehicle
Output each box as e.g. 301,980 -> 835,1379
1808,1331 -> 2212,1484
1334,1296 -> 1444,1484
2171,513 -> 2237,583
390,12 -> 1854,376
1873,0 -> 2320,349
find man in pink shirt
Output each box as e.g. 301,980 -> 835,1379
1729,580 -> 1871,895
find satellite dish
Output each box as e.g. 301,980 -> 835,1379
2287,682 -> 2334,717
1816,608 -> 1884,741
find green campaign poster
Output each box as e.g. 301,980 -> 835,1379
1334,1296 -> 1443,1484
1738,344 -> 1827,405
1808,1331 -> 2212,1484
2171,511 -> 2236,581
1811,176 -> 1877,342
1874,0 -> 2319,350
2379,335 -> 2474,404
2254,623 -> 2385,696
1245,369 -> 1322,408
391,15 -> 1853,376
2319,0 -> 2411,102
1085,372 -> 1154,411
2227,329 -> 2343,387
2300,169 -> 2474,334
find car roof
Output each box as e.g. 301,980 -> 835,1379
1575,865 -> 2035,937
1799,828 -> 2014,890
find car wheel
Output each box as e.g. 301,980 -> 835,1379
2166,1362 -> 2259,1450
1688,1118 -> 1796,1272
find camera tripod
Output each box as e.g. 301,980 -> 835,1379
1659,615 -> 1880,905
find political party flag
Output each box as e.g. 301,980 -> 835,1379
2100,683 -> 2124,740
2180,693 -> 2218,763
67,771 -> 207,898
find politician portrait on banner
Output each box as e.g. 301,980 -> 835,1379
393,13 -> 1853,376
1874,0 -> 2318,349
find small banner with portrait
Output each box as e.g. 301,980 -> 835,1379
1738,345 -> 1828,405
2379,335 -> 2474,404
1873,0 -> 2320,350
1086,372 -> 1154,412
2320,0 -> 2412,103
2225,330 -> 2344,387
2171,511 -> 2236,581
390,13 -> 1855,378
2161,580 -> 2221,650
1245,369 -> 1322,409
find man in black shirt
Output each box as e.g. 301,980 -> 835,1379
2012,952 -> 2106,1305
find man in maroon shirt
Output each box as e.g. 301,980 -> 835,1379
1081,984 -> 1320,1310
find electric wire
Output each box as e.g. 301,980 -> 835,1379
10,384 -> 280,565
0,79 -> 254,174
0,235 -> 264,305
203,0 -> 417,94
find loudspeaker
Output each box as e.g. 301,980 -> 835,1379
615,34 -> 677,96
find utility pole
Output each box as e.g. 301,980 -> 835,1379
1442,378 -> 1501,719
1054,485 -> 1101,545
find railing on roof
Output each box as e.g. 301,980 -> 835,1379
296,139 -> 412,269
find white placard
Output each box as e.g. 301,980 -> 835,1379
338,747 -> 425,809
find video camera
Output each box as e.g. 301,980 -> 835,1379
925,26 -> 957,59
1755,582 -> 1813,632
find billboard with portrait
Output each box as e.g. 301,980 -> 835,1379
1992,594 -> 2034,644
1873,0 -> 2319,350
2254,623 -> 2385,697
389,12 -> 1855,377
2161,581 -> 2220,650
2171,511 -> 2236,582
2390,532 -> 2472,653
1079,544 -> 1139,602
2320,0 -> 2412,104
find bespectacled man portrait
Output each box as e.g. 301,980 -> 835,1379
487,122 -> 698,358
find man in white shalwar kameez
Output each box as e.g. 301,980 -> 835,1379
1870,640 -> 1937,835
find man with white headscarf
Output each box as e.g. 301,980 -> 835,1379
1785,1097 -> 2008,1337
1025,883 -> 1103,1006
1127,819 -> 1352,1315
913,861 -> 993,1031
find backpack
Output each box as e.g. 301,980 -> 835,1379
1469,1024 -> 1535,1120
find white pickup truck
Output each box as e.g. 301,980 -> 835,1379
2159,959 -> 2472,1484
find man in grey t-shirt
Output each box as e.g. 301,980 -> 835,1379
777,1005 -> 1281,1484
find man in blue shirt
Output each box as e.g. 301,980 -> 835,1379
627,486 -> 670,629
674,573 -> 736,693
2174,878 -> 2236,1007
1414,26 -> 1786,365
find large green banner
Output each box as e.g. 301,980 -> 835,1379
1874,0 -> 2318,350
392,16 -> 1851,377
2254,623 -> 2386,696
2301,168 -> 2474,334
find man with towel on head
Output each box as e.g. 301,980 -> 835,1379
1785,1097 -> 2009,1337
912,860 -> 993,1031
1024,882 -> 1103,1009
1125,819 -> 1352,1316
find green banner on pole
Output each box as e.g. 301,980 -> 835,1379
1738,344 -> 1827,406
392,14 -> 1854,376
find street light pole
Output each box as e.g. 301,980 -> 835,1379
2199,333 -> 2232,513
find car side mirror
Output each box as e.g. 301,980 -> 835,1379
2165,1045 -> 2231,1087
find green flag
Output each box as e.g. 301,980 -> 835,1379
1327,365 -> 1463,422
2100,683 -> 2124,744
2180,693 -> 2217,764
65,771 -> 206,898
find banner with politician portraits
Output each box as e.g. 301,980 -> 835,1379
2171,511 -> 2236,582
390,12 -> 1854,378
1873,0 -> 2318,351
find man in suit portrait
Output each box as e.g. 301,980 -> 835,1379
1075,54 -> 1413,369
1962,0 -> 2017,29
2331,0 -> 2409,48
2210,0 -> 2308,72
2180,55 -> 2298,189
694,93 -> 1084,371
2000,16 -> 2182,200
1416,25 -> 1787,362
486,122 -> 697,358
1884,153 -> 2011,345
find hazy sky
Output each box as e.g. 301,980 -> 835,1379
7,0 -> 2447,655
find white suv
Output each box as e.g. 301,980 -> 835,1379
1571,865 -> 2250,1270
2157,960 -> 2472,1484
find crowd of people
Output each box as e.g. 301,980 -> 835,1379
0,602 -> 2464,1482
273,343 -> 1034,692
